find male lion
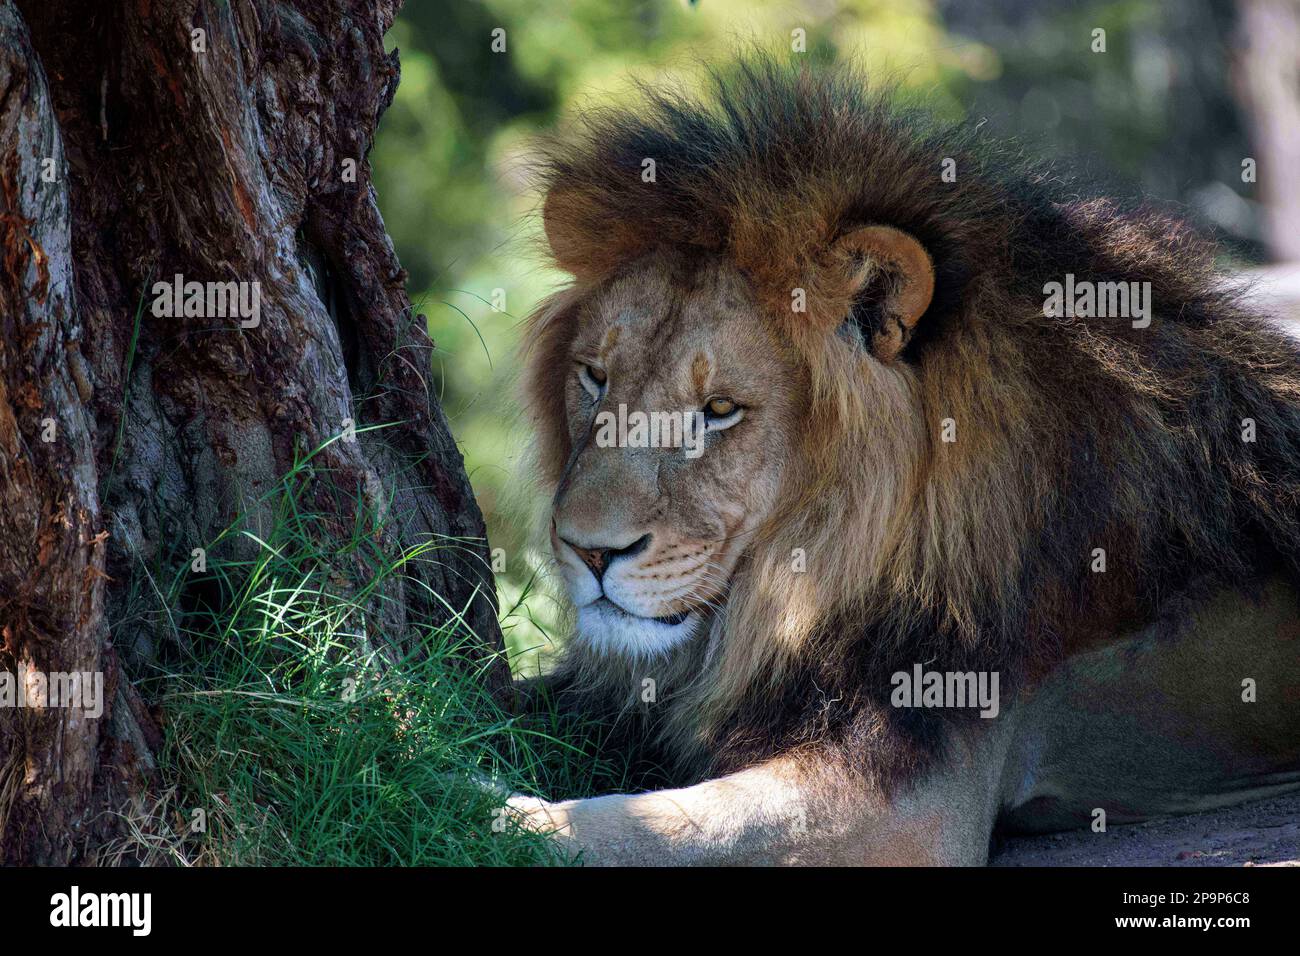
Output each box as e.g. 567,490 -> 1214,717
500,58 -> 1300,865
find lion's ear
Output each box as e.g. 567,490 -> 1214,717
834,225 -> 934,363
542,187 -> 590,279
542,187 -> 626,283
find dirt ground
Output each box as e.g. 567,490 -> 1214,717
991,792 -> 1300,866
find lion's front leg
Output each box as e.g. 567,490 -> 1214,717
505,745 -> 1007,866
506,758 -> 818,865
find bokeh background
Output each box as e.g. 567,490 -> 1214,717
372,0 -> 1300,673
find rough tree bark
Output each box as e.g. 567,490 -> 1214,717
0,0 -> 504,864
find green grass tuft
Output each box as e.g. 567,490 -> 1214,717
116,442 -> 611,866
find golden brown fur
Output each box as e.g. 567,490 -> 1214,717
516,55 -> 1300,812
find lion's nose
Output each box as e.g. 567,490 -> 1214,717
561,533 -> 651,584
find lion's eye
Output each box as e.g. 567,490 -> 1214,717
578,363 -> 607,398
703,396 -> 743,429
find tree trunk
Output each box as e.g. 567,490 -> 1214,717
1234,0 -> 1300,263
0,0 -> 503,865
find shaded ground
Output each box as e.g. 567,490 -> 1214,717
992,792 -> 1300,866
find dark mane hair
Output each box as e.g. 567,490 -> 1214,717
528,54 -> 1300,791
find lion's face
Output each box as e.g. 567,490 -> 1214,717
547,250 -> 806,658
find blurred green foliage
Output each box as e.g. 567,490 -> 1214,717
371,0 -> 1261,674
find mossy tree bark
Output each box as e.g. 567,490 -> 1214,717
0,0 -> 503,864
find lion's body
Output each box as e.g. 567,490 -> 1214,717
505,57 -> 1300,864
1002,577 -> 1300,835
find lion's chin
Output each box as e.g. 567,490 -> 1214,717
576,597 -> 698,659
